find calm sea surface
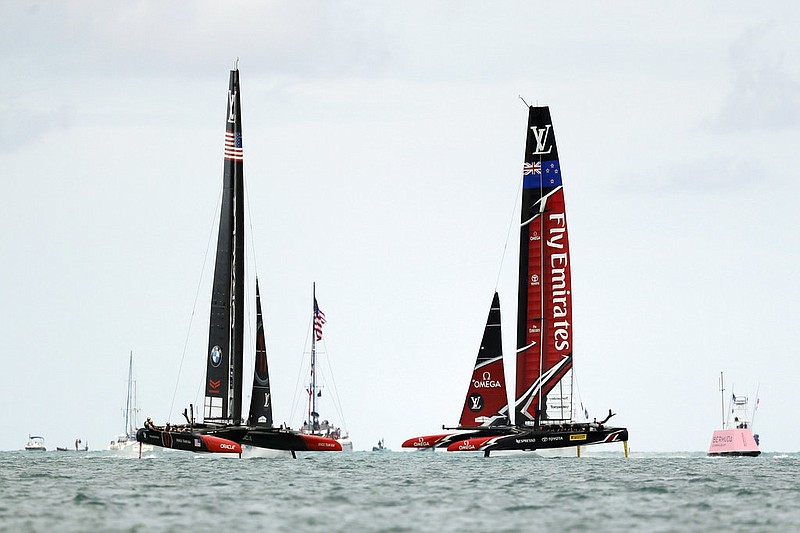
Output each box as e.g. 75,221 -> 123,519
1,450 -> 798,532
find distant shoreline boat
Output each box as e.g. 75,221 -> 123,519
372,438 -> 389,452
708,372 -> 760,457
402,106 -> 629,457
57,439 -> 88,452
25,435 -> 46,452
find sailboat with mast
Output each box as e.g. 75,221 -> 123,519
402,106 -> 629,456
108,352 -> 152,452
296,284 -> 352,451
136,63 -> 341,456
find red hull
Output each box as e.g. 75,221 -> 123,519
201,435 -> 242,454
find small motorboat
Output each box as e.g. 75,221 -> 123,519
25,435 -> 46,451
372,438 -> 390,452
57,439 -> 88,452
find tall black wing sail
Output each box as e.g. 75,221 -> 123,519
248,279 -> 273,427
205,66 -> 246,424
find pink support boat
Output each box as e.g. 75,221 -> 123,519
708,372 -> 760,457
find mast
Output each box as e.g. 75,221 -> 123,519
204,63 -> 245,425
307,283 -> 327,433
719,372 -> 725,430
230,66 -> 245,425
310,283 -> 318,432
125,351 -> 133,435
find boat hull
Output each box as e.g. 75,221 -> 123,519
447,426 -> 629,453
401,427 -> 521,450
136,427 -> 245,454
241,428 -> 342,452
707,429 -> 760,457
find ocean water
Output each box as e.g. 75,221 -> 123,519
2,450 -> 798,532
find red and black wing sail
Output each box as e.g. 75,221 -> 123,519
514,106 -> 574,428
248,279 -> 273,427
458,292 -> 510,427
205,66 -> 246,424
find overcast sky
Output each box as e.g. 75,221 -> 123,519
2,1 -> 799,453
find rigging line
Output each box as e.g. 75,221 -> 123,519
494,171 -> 524,292
288,314 -> 314,424
573,368 -> 585,420
239,173 -> 259,413
243,173 -> 259,279
168,183 -> 224,422
751,382 -> 760,427
319,337 -> 348,432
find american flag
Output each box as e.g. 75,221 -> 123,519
224,130 -> 243,161
314,297 -> 326,341
523,161 -> 541,175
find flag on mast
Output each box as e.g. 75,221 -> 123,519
314,298 -> 326,341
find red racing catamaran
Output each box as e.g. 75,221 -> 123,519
402,106 -> 629,457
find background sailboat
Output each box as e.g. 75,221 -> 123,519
292,284 -> 352,451
108,352 -> 152,453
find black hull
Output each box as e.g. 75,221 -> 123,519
241,428 -> 334,452
489,427 -> 628,452
447,425 -> 629,454
708,451 -> 761,457
438,427 -> 518,448
136,426 -> 247,453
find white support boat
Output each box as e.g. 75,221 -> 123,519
25,435 -> 46,451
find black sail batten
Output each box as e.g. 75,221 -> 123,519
248,278 -> 273,427
205,67 -> 245,425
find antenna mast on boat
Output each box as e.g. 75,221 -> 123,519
125,351 -> 133,435
719,372 -> 725,430
309,283 -> 319,433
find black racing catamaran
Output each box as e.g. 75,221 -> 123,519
136,63 -> 341,456
402,106 -> 629,457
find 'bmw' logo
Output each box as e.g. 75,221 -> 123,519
210,346 -> 222,367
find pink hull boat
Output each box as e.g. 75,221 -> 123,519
708,429 -> 760,457
708,372 -> 761,457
